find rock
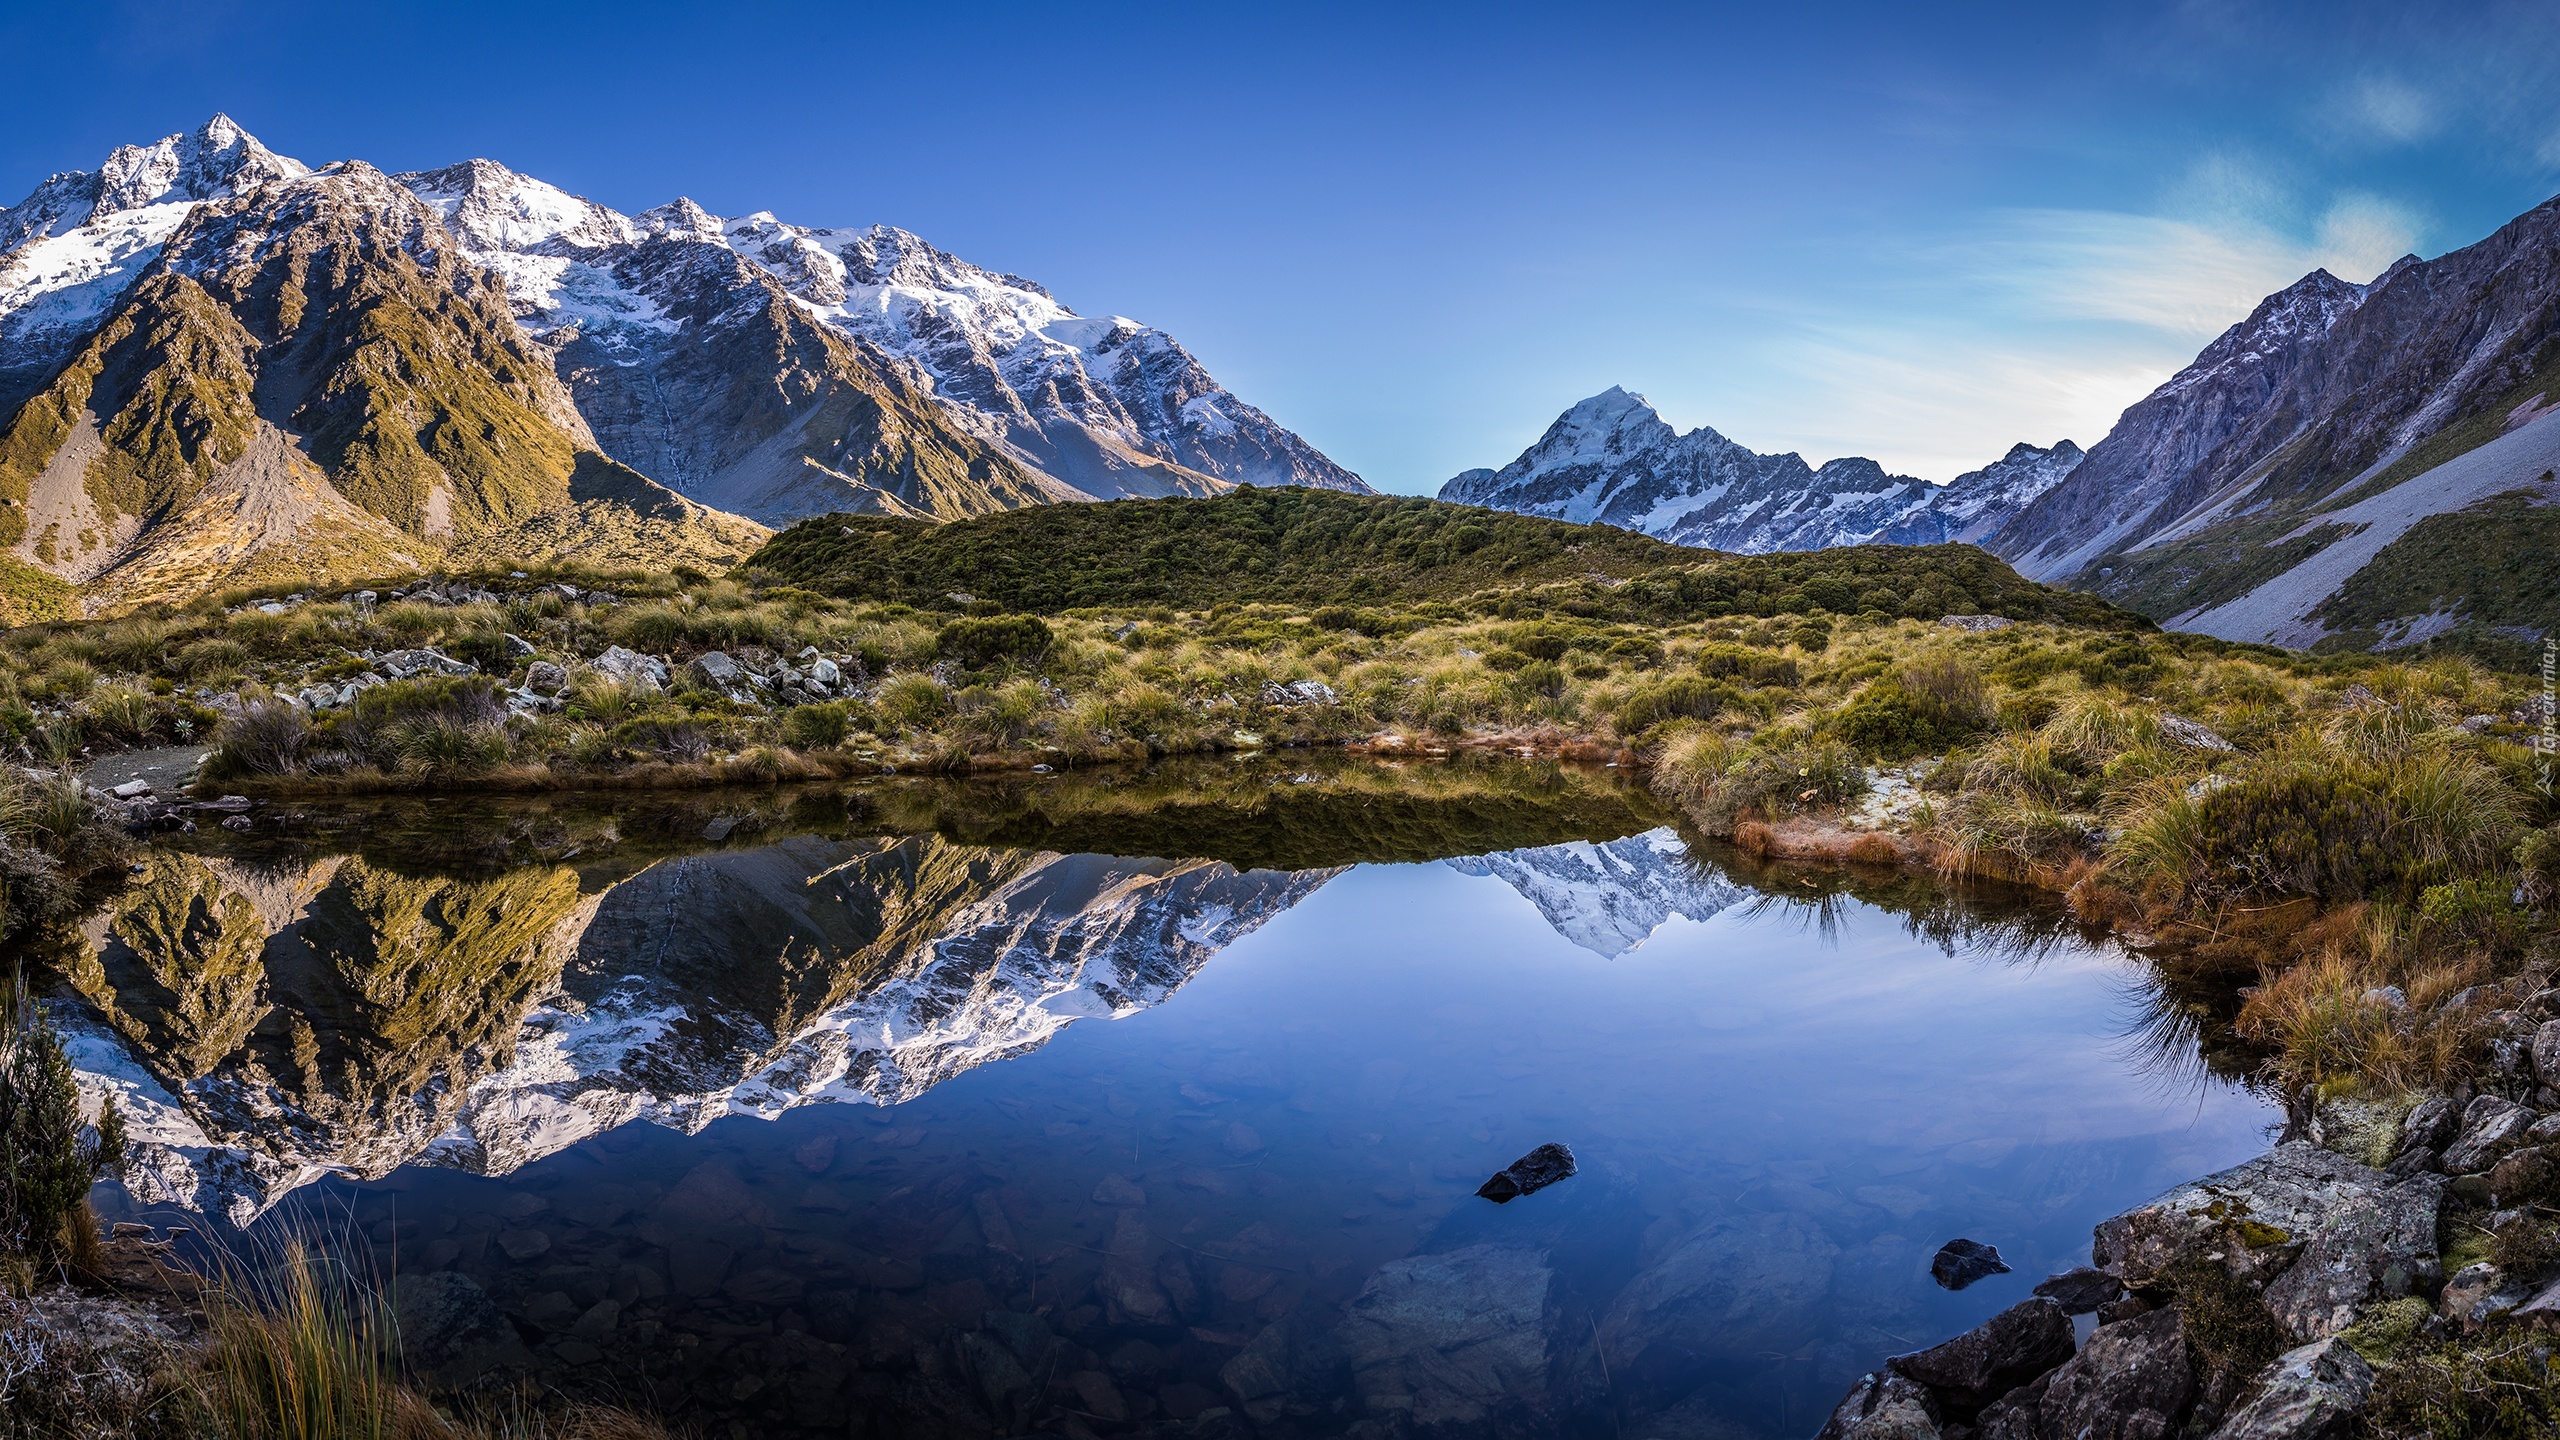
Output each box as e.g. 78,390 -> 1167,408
2443,1095 -> 2535,1172
524,660 -> 569,697
1334,1244 -> 1559,1432
1476,1142 -> 1577,1203
1970,1373 -> 2050,1440
811,657 -> 842,686
592,645 -> 670,690
1888,1296 -> 2075,1416
1221,1307 -> 1352,1426
504,633 -> 536,658
2205,1336 -> 2374,1439
2534,1023 -> 2560,1087
2095,1142 -> 2404,1292
395,1272 -> 532,1387
375,646 -> 477,679
494,1227 -> 551,1261
790,1135 -> 835,1175
2034,1266 -> 2125,1315
108,779 -> 151,799
1938,615 -> 2015,631
1930,1238 -> 2010,1290
2460,714 -> 2499,734
1816,1371 -> 1943,1440
1259,679 -> 1338,706
1599,1212 -> 1839,1393
2488,1146 -> 2554,1203
2397,1097 -> 2461,1157
220,815 -> 252,831
2436,1262 -> 2509,1330
1069,1370 -> 1129,1423
196,795 -> 253,812
2259,1173 -> 2444,1341
2036,1306 -> 2194,1440
2159,714 -> 2237,752
2342,683 -> 2382,709
1099,1213 -> 1174,1326
2503,1270 -> 2560,1330
1092,1173 -> 1147,1207
684,651 -> 762,704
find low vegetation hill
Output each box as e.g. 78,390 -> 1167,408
742,487 -> 2143,628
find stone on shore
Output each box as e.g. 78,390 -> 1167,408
2204,1336 -> 2374,1440
2442,1096 -> 2535,1173
2035,1306 -> 2194,1440
2092,1142 -> 2432,1293
1816,1371 -> 1942,1439
1887,1296 -> 2075,1416
2033,1266 -> 2124,1314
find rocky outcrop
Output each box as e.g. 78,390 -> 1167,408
1820,1128 -> 2449,1440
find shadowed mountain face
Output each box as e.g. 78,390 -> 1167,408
48,759 -> 1674,1223
1989,196 -> 2560,651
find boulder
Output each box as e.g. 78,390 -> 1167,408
592,645 -> 670,691
2204,1337 -> 2374,1440
811,657 -> 842,687
1887,1296 -> 2074,1416
2094,1142 -> 2410,1291
1098,1212 -> 1173,1326
2258,1173 -> 2443,1341
2159,714 -> 2237,752
1221,1307 -> 1353,1426
1969,1373 -> 2050,1440
2442,1096 -> 2535,1173
1930,1238 -> 2010,1290
685,651 -> 762,704
523,661 -> 569,697
2504,1271 -> 2560,1330
394,1272 -> 531,1388
2036,1306 -> 2194,1440
503,633 -> 536,658
2395,1096 -> 2461,1158
1599,1212 -> 1839,1392
2537,1022 -> 2560,1086
2033,1267 -> 2124,1315
1477,1142 -> 1576,1203
1333,1243 -> 1559,1433
1816,1371 -> 1943,1439
2437,1261 -> 2532,1332
1260,679 -> 1338,706
374,646 -> 476,679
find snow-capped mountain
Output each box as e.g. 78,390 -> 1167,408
66,835 -> 1336,1223
1439,387 -> 2076,554
1988,189 -> 2560,649
396,158 -> 1367,520
0,117 -> 1364,613
1445,827 -> 1747,957
0,115 -> 306,411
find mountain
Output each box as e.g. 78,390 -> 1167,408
399,161 -> 1367,519
1445,828 -> 1747,957
63,833 -> 1336,1223
1991,195 -> 2560,652
0,117 -> 1365,614
0,117 -> 768,615
1439,387 -> 2077,554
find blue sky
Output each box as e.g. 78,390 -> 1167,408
5,1 -> 2558,491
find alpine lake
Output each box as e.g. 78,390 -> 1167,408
43,751 -> 2276,1440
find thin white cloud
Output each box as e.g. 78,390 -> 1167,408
2333,76 -> 2439,145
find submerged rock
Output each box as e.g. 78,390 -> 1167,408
1930,1238 -> 2010,1290
1333,1243 -> 1559,1433
1887,1296 -> 2074,1416
2206,1336 -> 2374,1440
394,1272 -> 531,1388
1476,1141 -> 1576,1203
1600,1211 -> 1839,1393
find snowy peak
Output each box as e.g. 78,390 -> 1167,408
401,158 -> 634,254
1443,386 -> 2074,555
93,113 -> 307,215
2158,267 -> 2367,400
1446,828 -> 1745,957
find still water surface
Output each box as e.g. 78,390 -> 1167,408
61,756 -> 2273,1439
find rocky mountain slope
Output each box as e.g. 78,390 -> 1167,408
0,117 -> 1365,614
1439,387 -> 2077,554
399,161 -> 1368,519
1991,195 -> 2560,652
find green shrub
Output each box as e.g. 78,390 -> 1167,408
209,700 -> 313,777
876,674 -> 952,730
937,615 -> 1054,669
782,702 -> 852,750
382,715 -> 507,780
1614,676 -> 1724,735
0,979 -> 126,1262
1696,645 -> 1798,688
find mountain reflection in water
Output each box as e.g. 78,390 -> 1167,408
50,754 -> 2273,1439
